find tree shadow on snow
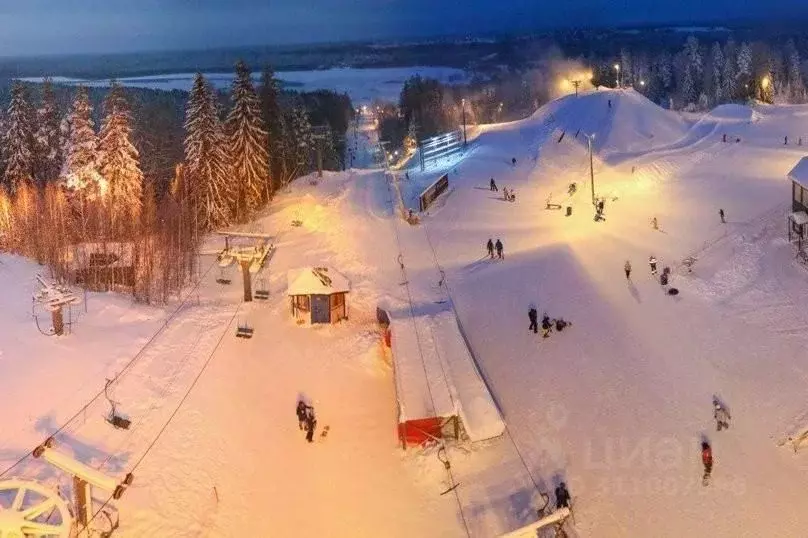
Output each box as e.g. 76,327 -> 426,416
34,414 -> 133,474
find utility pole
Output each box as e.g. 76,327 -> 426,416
571,80 -> 581,97
312,125 -> 330,178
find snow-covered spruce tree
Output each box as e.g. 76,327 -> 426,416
786,40 -> 804,102
61,86 -> 104,200
736,42 -> 753,99
259,67 -> 282,194
711,43 -> 725,104
722,40 -> 737,101
183,73 -> 232,230
97,82 -> 143,232
2,81 -> 35,192
226,60 -> 269,221
290,105 -> 313,174
34,78 -> 63,184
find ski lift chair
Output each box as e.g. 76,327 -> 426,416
104,379 -> 131,430
254,277 -> 269,300
215,267 -> 232,285
236,319 -> 254,339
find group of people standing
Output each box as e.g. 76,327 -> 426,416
528,307 -> 570,338
486,238 -> 504,259
490,178 -> 516,202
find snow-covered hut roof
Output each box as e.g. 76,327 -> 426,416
287,267 -> 350,296
788,157 -> 808,189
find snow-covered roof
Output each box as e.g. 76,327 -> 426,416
788,157 -> 808,189
790,211 -> 808,226
286,267 -> 350,296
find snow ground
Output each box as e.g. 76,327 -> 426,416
3,88 -> 808,537
21,66 -> 468,104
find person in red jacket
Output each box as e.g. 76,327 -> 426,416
701,441 -> 713,478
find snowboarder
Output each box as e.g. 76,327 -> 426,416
490,178 -> 498,192
649,255 -> 658,276
785,135 -> 789,145
714,401 -> 731,431
701,441 -> 713,483
719,208 -> 725,223
541,314 -> 552,338
511,157 -> 517,167
486,238 -> 494,259
296,400 -> 308,430
555,318 -> 569,332
495,239 -> 504,259
651,216 -> 658,230
624,260 -> 632,280
528,307 -> 538,334
660,267 -> 670,286
608,99 -> 612,109
597,199 -> 605,215
555,482 -> 571,509
722,133 -> 727,143
304,406 -> 317,443
503,187 -> 509,201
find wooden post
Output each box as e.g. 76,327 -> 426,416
241,260 -> 252,302
52,305 -> 64,336
73,476 -> 91,527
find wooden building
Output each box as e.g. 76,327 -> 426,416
787,158 -> 808,250
287,267 -> 350,324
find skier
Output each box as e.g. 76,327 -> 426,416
608,99 -> 612,109
714,401 -> 731,431
649,255 -> 658,276
555,482 -> 571,509
541,314 -> 552,338
511,157 -> 517,167
785,135 -> 789,145
405,172 -> 410,180
800,137 -> 803,146
495,239 -> 504,259
701,441 -> 713,482
555,318 -> 569,332
722,133 -> 727,143
597,198 -> 605,215
490,178 -> 498,192
304,406 -> 317,443
503,187 -> 509,201
660,267 -> 670,286
651,216 -> 658,230
528,307 -> 538,334
719,208 -> 725,223
486,238 -> 494,259
296,400 -> 308,430
624,260 -> 632,280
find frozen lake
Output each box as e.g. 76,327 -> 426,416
21,66 -> 468,104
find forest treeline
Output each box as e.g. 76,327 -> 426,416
0,61 -> 353,304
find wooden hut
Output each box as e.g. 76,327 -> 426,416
287,267 -> 350,324
787,158 -> 808,250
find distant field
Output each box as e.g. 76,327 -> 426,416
21,66 -> 468,104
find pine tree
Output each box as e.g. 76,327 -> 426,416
259,68 -> 282,194
2,81 -> 35,191
711,43 -> 725,103
786,40 -> 804,102
97,82 -> 144,231
61,86 -> 104,200
737,42 -> 753,98
34,78 -> 63,184
722,40 -> 737,101
226,60 -> 269,221
183,74 -> 232,229
657,52 -> 673,90
290,106 -> 313,174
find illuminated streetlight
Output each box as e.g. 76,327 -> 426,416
613,64 -> 621,88
582,132 -> 596,206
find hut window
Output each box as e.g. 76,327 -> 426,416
295,295 -> 310,311
330,293 -> 344,308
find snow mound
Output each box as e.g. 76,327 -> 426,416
706,103 -> 759,123
531,88 -> 689,155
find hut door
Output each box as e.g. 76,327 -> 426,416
311,295 -> 330,324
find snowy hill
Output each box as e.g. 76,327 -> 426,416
4,93 -> 808,538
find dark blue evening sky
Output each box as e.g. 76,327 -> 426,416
1,0 -> 808,55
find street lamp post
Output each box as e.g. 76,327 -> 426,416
584,133 -> 596,206
614,64 -> 621,88
461,98 -> 467,146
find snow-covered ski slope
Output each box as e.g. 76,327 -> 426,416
3,88 -> 808,537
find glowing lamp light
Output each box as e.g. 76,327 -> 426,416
761,76 -> 771,89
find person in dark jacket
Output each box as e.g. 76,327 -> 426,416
304,406 -> 317,443
490,178 -> 498,191
486,238 -> 494,259
714,402 -> 731,431
555,482 -> 571,509
541,314 -> 552,338
528,307 -> 538,334
624,260 -> 632,280
495,239 -> 504,259
296,401 -> 308,430
719,208 -> 725,223
511,157 -> 517,166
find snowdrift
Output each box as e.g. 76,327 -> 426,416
531,88 -> 689,156
706,103 -> 759,123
